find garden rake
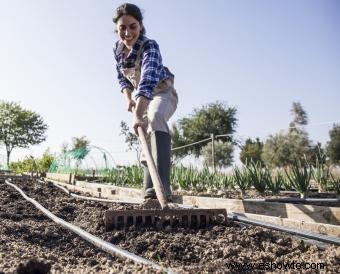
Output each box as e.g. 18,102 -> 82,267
105,125 -> 227,230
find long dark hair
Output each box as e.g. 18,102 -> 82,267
113,3 -> 146,35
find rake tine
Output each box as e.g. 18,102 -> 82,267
114,216 -> 118,228
183,215 -> 187,226
169,215 -> 174,226
105,208 -> 227,230
205,215 -> 208,226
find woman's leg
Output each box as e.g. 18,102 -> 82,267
143,89 -> 177,200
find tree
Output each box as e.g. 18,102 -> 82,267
172,101 -> 238,159
262,102 -> 313,168
240,138 -> 264,166
170,124 -> 187,161
71,136 -> 90,172
0,101 -> 48,167
326,123 -> 340,165
289,101 -> 308,132
120,121 -> 141,165
201,140 -> 234,169
309,142 -> 326,166
262,130 -> 311,168
37,149 -> 55,175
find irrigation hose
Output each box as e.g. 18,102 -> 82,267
244,198 -> 340,202
228,212 -> 340,246
5,179 -> 177,274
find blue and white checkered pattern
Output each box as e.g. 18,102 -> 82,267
114,35 -> 173,99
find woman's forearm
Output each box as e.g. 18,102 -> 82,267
134,96 -> 150,119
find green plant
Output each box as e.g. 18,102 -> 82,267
215,173 -> 233,191
232,166 -> 251,198
200,166 -> 217,192
311,151 -> 329,192
103,165 -> 143,188
171,165 -> 193,191
9,156 -> 38,174
246,161 -> 267,195
285,161 -> 311,199
329,173 -> 340,198
266,170 -> 284,195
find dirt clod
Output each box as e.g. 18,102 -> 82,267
16,258 -> 51,274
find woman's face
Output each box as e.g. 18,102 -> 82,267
116,15 -> 142,49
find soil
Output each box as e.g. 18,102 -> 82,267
1,178 -> 340,273
0,180 -> 158,274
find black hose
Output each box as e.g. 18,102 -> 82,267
5,179 -> 177,274
228,212 -> 340,246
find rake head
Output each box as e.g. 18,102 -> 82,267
105,208 -> 227,230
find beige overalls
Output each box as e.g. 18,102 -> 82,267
121,40 -> 178,134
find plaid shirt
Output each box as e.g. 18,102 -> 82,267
114,35 -> 173,99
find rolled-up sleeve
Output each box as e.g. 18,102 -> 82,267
135,41 -> 163,100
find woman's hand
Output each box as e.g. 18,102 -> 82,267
133,115 -> 146,135
126,98 -> 136,112
133,96 -> 150,135
122,88 -> 135,112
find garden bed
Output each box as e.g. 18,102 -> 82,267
40,175 -> 340,239
1,178 -> 340,273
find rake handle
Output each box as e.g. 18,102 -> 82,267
137,126 -> 169,209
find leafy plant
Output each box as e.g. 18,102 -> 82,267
171,165 -> 194,191
246,161 -> 267,195
311,154 -> 329,192
329,173 -> 340,198
104,165 -> 143,188
120,121 -> 142,165
200,166 -> 217,192
266,170 -> 284,195
285,161 -> 311,199
215,173 -> 233,191
232,166 -> 251,198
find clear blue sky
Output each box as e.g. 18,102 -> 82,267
1,0 -> 339,166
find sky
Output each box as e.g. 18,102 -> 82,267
0,0 -> 339,167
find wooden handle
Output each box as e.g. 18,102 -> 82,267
137,126 -> 169,209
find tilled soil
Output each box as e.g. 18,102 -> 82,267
1,179 -> 340,273
0,180 -> 160,274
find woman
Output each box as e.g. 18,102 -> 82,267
113,3 -> 178,201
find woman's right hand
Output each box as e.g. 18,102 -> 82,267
126,98 -> 136,112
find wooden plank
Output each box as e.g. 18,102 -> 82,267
182,196 -> 340,225
242,213 -> 340,238
46,173 -> 72,184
